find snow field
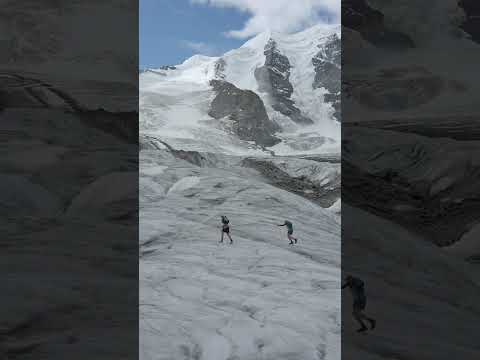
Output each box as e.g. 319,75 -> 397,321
140,150 -> 341,360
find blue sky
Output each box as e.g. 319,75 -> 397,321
140,0 -> 340,69
140,0 -> 248,68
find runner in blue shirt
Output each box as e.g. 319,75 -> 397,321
277,220 -> 298,245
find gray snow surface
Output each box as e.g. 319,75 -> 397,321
140,149 -> 341,360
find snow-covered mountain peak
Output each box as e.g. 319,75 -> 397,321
152,55 -> 219,85
246,23 -> 341,47
140,24 -> 341,155
237,29 -> 272,50
179,54 -> 218,68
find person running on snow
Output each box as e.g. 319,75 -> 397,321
342,275 -> 376,332
277,220 -> 297,245
220,215 -> 233,244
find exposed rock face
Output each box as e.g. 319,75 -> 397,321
458,0 -> 480,44
342,0 -> 414,49
312,34 -> 341,122
208,79 -> 280,147
241,157 -> 339,208
156,140 -> 219,168
214,58 -> 226,80
255,39 -> 312,124
343,125 -> 480,247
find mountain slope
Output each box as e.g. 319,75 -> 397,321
140,23 -> 342,360
342,0 -> 480,122
140,24 -> 341,156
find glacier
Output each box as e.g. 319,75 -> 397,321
140,23 -> 341,360
140,150 -> 341,360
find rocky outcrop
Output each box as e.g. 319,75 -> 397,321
156,140 -> 220,168
342,0 -> 414,49
255,39 -> 312,124
458,0 -> 480,44
312,34 -> 341,122
214,58 -> 226,80
208,79 -> 280,147
343,125 -> 480,247
241,158 -> 339,208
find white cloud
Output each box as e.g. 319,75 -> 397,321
180,40 -> 220,55
191,0 -> 340,38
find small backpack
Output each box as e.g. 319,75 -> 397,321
352,277 -> 364,291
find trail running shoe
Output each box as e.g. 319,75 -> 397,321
357,326 -> 368,333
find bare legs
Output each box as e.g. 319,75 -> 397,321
220,230 -> 233,244
287,233 -> 297,244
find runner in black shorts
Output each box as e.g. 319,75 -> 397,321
342,275 -> 376,332
220,215 -> 233,244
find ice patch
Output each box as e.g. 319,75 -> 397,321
167,176 -> 201,195
328,198 -> 341,213
141,165 -> 167,177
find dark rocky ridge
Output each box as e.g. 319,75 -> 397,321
156,140 -> 220,168
241,158 -> 339,208
143,139 -> 340,209
312,34 -> 341,122
214,58 -> 226,80
254,39 -> 312,124
458,0 -> 480,44
208,79 -> 280,147
343,159 -> 480,248
343,125 -> 480,248
159,65 -> 177,70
